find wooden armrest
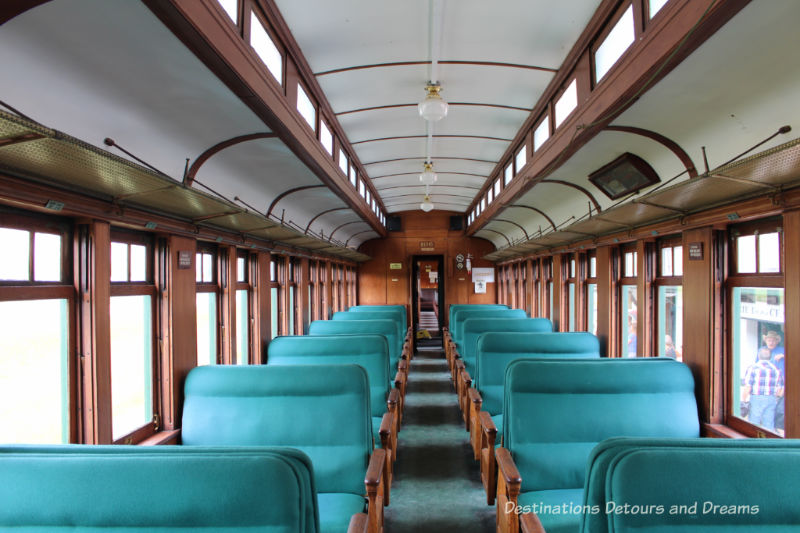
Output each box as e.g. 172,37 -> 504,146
479,410 -> 498,440
393,371 -> 405,391
347,513 -> 369,533
520,512 -> 546,533
379,412 -> 393,442
495,447 -> 521,489
387,388 -> 400,409
461,369 -> 472,388
467,387 -> 482,406
455,359 -> 465,370
365,448 -> 386,532
398,359 -> 408,372
365,448 -> 386,490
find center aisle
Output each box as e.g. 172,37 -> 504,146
384,347 -> 495,532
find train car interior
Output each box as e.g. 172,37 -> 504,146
1,1 -> 800,531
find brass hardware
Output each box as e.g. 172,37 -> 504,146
756,430 -> 766,438
153,414 -> 160,432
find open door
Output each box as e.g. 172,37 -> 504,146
411,255 -> 444,351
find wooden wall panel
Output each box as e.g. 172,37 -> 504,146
358,211 -> 496,328
165,235 -> 196,430
595,245 -> 614,357
682,227 -> 715,423
782,210 -> 800,438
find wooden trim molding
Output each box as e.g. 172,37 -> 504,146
185,132 -> 276,185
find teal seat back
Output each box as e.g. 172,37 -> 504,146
448,303 -> 508,330
268,334 -> 390,417
349,305 -> 407,333
309,319 -> 400,368
504,358 -> 699,494
332,311 -> 403,342
582,437 -> 800,532
452,308 -> 527,345
476,331 -> 599,414
182,364 -> 372,496
0,445 -> 319,532
460,318 -> 552,377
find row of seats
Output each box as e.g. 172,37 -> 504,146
444,304 -> 800,533
0,304 -> 410,533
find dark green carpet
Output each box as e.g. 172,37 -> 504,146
384,348 -> 495,532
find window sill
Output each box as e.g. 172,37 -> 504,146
702,423 -> 749,439
138,429 -> 181,446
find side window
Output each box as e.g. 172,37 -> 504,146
728,219 -> 784,436
196,245 -> 219,365
656,238 -> 683,360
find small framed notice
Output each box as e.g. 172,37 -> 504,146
688,242 -> 703,261
178,250 -> 192,269
389,263 -> 402,270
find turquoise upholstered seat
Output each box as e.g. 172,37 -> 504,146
267,334 -> 399,460
475,332 -> 599,418
448,304 -> 507,330
470,332 -> 600,505
0,445 -> 320,532
332,311 -> 404,344
182,364 -> 378,533
309,319 -> 402,370
349,305 -> 407,335
582,437 -> 800,532
498,358 -> 699,533
459,318 -> 552,379
451,308 -> 527,349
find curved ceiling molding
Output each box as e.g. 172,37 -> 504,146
603,125 -> 698,178
351,134 -> 512,145
336,102 -> 531,116
314,59 -> 558,77
372,172 -> 487,181
266,185 -> 326,217
185,132 -> 276,186
329,219 -> 369,239
492,218 -> 529,240
505,204 -> 557,232
363,156 -> 498,166
304,206 -> 350,233
346,230 -> 378,247
477,228 -> 511,246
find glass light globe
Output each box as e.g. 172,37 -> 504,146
419,163 -> 437,185
418,84 -> 448,122
420,196 -> 434,212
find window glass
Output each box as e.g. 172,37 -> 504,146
296,84 -> 316,130
595,4 -> 635,82
288,285 -> 295,335
270,287 -> 279,339
657,286 -> 683,360
568,283 -> 576,331
110,242 -> 128,282
515,145 -> 527,174
34,232 -> 61,282
217,0 -> 238,23
130,244 -> 147,282
732,287 -> 785,435
196,292 -> 217,366
250,12 -> 282,83
759,232 -> 780,273
622,284 -> 637,357
587,283 -> 598,335
237,256 -> 246,282
673,246 -> 683,276
589,256 -> 597,278
487,187 -> 494,204
624,250 -> 637,277
320,121 -> 333,155
533,116 -> 550,151
661,247 -> 673,277
504,163 -> 513,186
736,234 -> 757,273
493,179 -> 501,197
0,298 -> 69,443
649,0 -> 669,18
236,290 -> 249,364
0,227 -> 29,280
554,79 -> 577,128
110,295 -> 153,440
339,149 -> 349,176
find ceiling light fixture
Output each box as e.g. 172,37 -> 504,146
418,83 -> 448,122
419,162 -> 438,185
420,191 -> 434,212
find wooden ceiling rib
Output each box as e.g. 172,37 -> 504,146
314,59 -> 559,77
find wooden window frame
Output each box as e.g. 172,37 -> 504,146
109,229 -> 160,445
725,218 -> 785,438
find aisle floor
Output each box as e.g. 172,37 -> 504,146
384,348 -> 495,532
